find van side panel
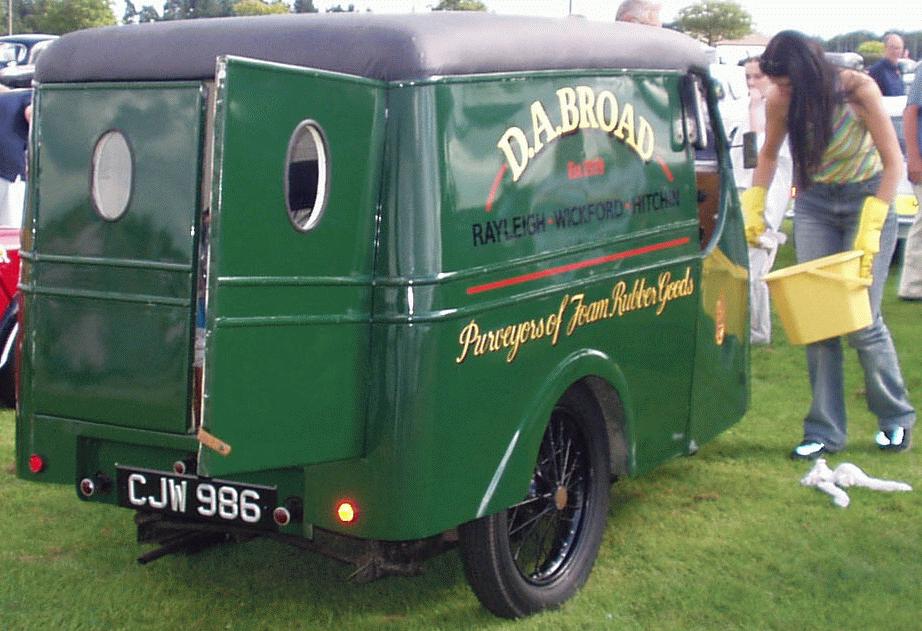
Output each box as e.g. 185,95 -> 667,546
303,73 -> 708,539
430,74 -> 702,476
20,84 -> 206,434
200,58 -> 386,477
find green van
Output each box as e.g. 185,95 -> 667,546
16,13 -> 749,618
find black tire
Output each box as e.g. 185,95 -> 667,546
0,296 -> 18,408
458,396 -> 610,618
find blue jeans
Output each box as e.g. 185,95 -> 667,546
794,176 -> 915,451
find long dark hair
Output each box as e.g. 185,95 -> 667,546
759,30 -> 840,188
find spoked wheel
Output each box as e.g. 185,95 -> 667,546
458,397 -> 610,618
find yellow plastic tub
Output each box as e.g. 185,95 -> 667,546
763,250 -> 872,345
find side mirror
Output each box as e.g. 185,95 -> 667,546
742,131 -> 758,169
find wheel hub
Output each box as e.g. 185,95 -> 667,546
553,485 -> 568,510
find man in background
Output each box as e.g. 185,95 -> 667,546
615,0 -> 662,27
0,88 -> 31,227
868,33 -> 905,96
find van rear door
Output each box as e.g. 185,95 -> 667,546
198,57 -> 385,477
24,84 -> 207,433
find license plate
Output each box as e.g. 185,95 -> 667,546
116,466 -> 278,531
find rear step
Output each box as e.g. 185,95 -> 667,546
135,512 -> 251,564
133,512 -> 456,580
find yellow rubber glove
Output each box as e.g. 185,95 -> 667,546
852,196 -> 890,279
740,186 -> 767,246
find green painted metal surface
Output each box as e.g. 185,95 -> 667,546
20,83 -> 205,437
17,61 -> 748,542
687,88 -> 751,449
200,58 -> 386,477
302,72 -> 725,538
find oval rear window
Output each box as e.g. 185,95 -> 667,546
285,121 -> 329,232
91,130 -> 133,221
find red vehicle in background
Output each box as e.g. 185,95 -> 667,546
0,85 -> 32,408
0,226 -> 19,407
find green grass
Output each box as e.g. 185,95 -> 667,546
2,233 -> 921,630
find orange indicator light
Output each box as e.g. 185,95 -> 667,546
336,500 -> 357,524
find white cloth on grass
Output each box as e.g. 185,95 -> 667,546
800,458 -> 912,508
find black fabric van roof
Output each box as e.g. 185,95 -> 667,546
35,13 -> 709,84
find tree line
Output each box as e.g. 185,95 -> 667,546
121,0 -> 474,23
670,1 -> 920,64
0,0 -> 358,33
826,31 -> 922,62
3,0 -> 115,34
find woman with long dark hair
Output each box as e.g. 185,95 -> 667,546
741,30 -> 915,459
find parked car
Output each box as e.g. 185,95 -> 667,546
0,88 -> 31,408
825,52 -> 864,71
0,34 -> 57,70
882,95 -> 920,259
898,58 -> 917,93
0,228 -> 19,407
0,37 -> 56,88
710,62 -> 749,147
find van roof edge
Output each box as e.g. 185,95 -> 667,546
36,13 -> 709,84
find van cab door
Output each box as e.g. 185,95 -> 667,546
198,56 -> 386,477
686,74 -> 750,449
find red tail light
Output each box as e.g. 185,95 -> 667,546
172,457 -> 195,475
79,477 -> 96,497
273,498 -> 303,527
272,507 -> 291,526
28,453 -> 44,474
78,473 -> 112,497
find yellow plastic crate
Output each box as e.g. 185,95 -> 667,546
763,250 -> 872,345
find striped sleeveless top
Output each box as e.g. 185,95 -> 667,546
812,102 -> 883,184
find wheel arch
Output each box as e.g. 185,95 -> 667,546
475,348 -> 634,519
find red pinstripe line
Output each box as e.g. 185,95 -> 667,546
466,237 -> 690,295
656,155 -> 674,182
485,164 -> 508,213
